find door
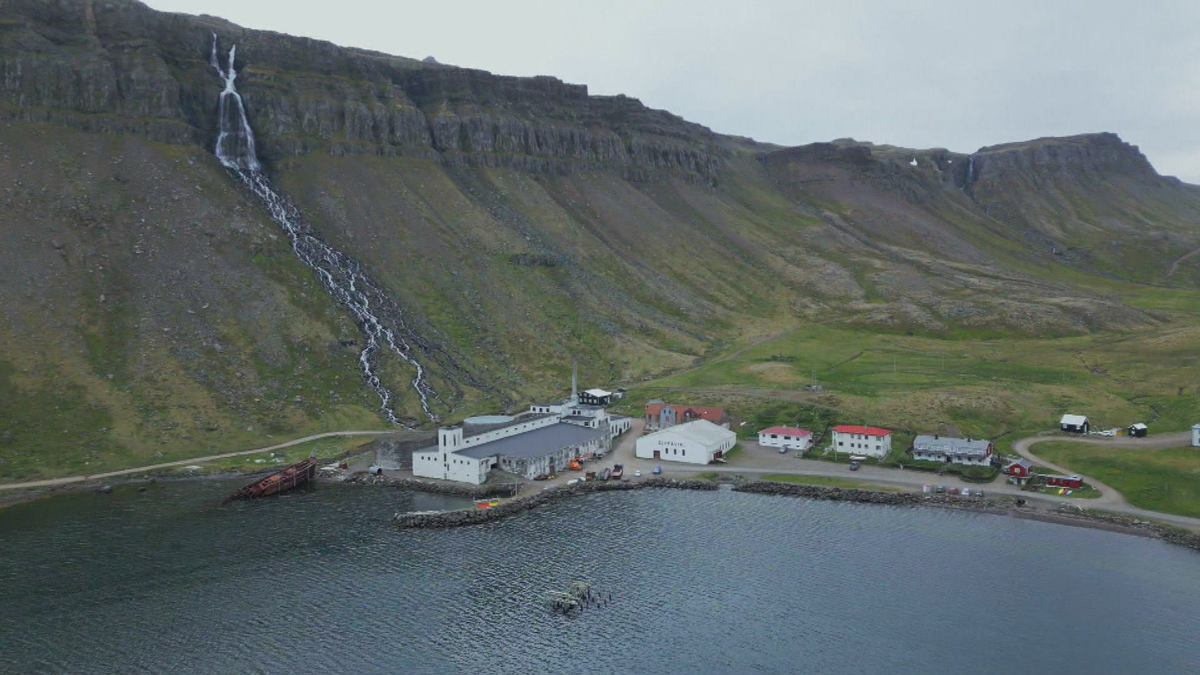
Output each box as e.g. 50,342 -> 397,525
653,450 -> 661,459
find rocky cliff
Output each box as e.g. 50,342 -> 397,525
0,0 -> 727,182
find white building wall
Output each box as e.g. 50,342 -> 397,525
412,448 -> 488,484
444,415 -> 560,452
757,433 -> 811,451
1192,424 -> 1200,447
911,451 -> 990,466
831,431 -> 891,458
636,428 -> 736,465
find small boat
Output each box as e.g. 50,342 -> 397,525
223,458 -> 317,503
475,499 -> 501,509
611,464 -> 624,480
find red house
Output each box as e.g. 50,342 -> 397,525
1042,474 -> 1084,489
1004,458 -> 1032,485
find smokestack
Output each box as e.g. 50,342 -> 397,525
571,359 -> 578,403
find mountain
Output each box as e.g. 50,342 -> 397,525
2,0 -> 1199,480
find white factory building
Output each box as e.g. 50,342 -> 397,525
636,419 -> 737,465
411,364 -> 629,484
830,425 -> 893,458
757,426 -> 812,451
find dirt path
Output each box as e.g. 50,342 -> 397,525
1165,245 -> 1200,278
0,430 -> 391,491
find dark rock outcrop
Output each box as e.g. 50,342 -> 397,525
0,0 -> 726,183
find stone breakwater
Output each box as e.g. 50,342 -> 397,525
334,472 -> 523,499
393,479 -> 717,529
734,481 -> 1200,552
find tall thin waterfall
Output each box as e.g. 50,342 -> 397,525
208,34 -> 437,425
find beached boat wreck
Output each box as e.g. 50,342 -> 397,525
223,458 -> 318,503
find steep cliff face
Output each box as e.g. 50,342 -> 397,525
0,0 -> 726,183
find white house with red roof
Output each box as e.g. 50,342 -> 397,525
830,425 -> 892,458
757,426 -> 812,451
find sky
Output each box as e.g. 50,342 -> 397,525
143,0 -> 1200,182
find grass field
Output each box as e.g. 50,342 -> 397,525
1031,442 -> 1200,517
622,320 -> 1200,452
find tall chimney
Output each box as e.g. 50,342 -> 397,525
571,358 -> 578,404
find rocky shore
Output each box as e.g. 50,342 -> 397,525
393,478 -> 717,529
734,480 -> 1200,552
334,472 -> 523,499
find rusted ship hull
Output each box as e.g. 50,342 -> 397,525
223,458 -> 318,503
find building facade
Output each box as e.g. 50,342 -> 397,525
644,401 -> 730,431
1128,423 -> 1148,438
635,420 -> 737,465
1060,414 -> 1089,434
830,425 -> 892,458
911,435 -> 993,466
412,418 -> 612,484
757,426 -> 812,451
578,388 -> 614,406
1191,423 -> 1199,447
1004,458 -> 1032,485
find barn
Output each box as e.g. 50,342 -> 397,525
1059,414 -> 1089,434
1128,423 -> 1148,438
1004,458 -> 1032,485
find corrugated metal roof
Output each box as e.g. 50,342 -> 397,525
832,425 -> 891,437
641,419 -> 735,445
1060,414 -> 1088,426
913,435 -> 991,458
759,426 -> 812,437
455,423 -> 605,460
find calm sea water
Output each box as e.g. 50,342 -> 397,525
1,480 -> 1198,675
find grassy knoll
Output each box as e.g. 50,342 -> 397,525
201,436 -> 375,474
758,474 -> 905,492
1031,442 -> 1200,517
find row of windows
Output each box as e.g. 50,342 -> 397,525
838,442 -> 881,449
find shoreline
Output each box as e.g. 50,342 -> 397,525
385,475 -> 1200,552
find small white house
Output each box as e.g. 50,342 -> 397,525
636,419 -> 736,465
1192,423 -> 1200,447
830,425 -> 892,458
757,426 -> 812,451
1060,414 -> 1089,434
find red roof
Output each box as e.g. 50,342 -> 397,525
759,426 -> 812,437
645,402 -> 728,423
832,425 -> 891,437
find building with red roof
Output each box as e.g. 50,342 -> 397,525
757,426 -> 812,452
644,400 -> 730,431
830,424 -> 893,458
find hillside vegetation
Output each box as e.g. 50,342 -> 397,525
0,0 -> 1198,481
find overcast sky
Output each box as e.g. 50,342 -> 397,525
144,0 -> 1200,182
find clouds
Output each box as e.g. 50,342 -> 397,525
144,0 -> 1200,182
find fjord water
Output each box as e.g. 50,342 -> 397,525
2,484 -> 1199,674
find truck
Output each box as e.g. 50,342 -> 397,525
610,464 -> 624,480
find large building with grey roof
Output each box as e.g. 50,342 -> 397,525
911,435 -> 993,466
411,365 -> 624,484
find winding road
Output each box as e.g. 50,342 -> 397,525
0,430 -> 390,491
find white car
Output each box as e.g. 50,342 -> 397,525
634,470 -> 642,477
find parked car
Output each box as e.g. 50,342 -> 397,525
935,485 -> 947,494
975,490 -> 985,498
949,487 -> 960,495
849,460 -> 860,471
652,465 -> 662,475
634,470 -> 643,478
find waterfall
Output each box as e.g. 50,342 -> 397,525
967,157 -> 975,184
208,34 -> 437,426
